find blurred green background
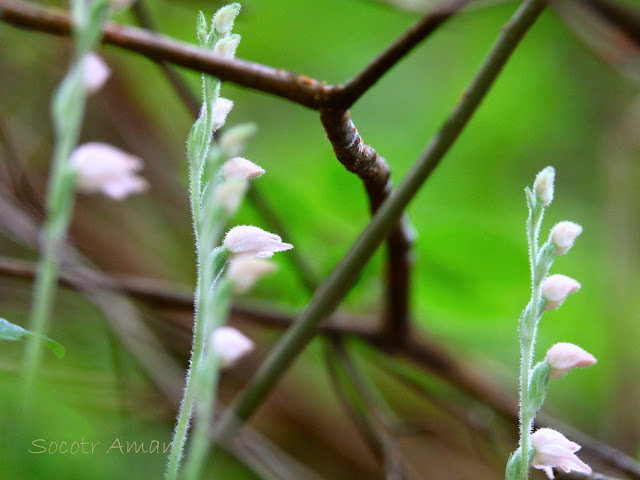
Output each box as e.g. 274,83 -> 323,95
0,0 -> 639,478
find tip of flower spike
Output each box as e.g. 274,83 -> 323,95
213,3 -> 241,36
534,166 -> 555,207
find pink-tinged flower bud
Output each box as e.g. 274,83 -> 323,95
214,34 -> 241,59
534,166 -> 555,206
215,180 -> 248,216
210,326 -> 254,368
212,98 -> 233,132
228,256 -> 277,294
221,157 -> 264,181
83,53 -> 110,94
70,143 -> 149,200
531,428 -> 591,479
541,274 -> 581,310
223,225 -> 293,258
545,343 -> 596,379
550,221 -> 582,255
213,3 -> 241,36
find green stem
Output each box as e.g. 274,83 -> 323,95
212,0 -> 546,443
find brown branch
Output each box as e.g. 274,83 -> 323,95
0,0 -> 334,110
336,0 -> 471,108
320,108 -> 412,344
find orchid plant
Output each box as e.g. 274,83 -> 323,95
505,167 -> 596,480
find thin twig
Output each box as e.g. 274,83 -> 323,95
0,0 -> 334,110
320,109 -> 412,344
336,0 -> 471,108
210,0 -> 547,444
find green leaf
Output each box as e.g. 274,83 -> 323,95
0,318 -> 66,358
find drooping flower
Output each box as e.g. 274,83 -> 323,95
550,221 -> 582,256
212,98 -> 234,132
541,274 -> 581,310
223,225 -> 293,258
531,428 -> 591,479
70,143 -> 148,200
534,166 -> 555,207
228,256 -> 277,294
83,52 -> 110,94
220,157 -> 264,181
545,343 -> 596,379
210,326 -> 254,368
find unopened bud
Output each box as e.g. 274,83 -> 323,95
228,256 -> 277,294
534,166 -> 555,207
223,225 -> 293,258
210,326 -> 254,368
214,34 -> 241,58
541,274 -> 580,310
213,3 -> 241,36
219,123 -> 257,158
83,52 -> 110,94
221,157 -> 264,181
215,180 -> 248,216
545,343 -> 596,379
212,98 -> 233,132
550,221 -> 582,256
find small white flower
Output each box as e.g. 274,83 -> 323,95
83,53 -> 110,94
534,166 -> 555,207
215,179 -> 248,216
550,221 -> 582,255
210,326 -> 254,368
223,225 -> 293,258
214,34 -> 241,59
228,256 -> 277,294
221,157 -> 264,181
531,428 -> 591,479
70,143 -> 148,200
213,3 -> 241,36
219,123 -> 257,158
546,343 -> 596,379
541,274 -> 581,310
212,98 -> 234,132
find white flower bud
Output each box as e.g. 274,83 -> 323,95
541,274 -> 580,310
215,179 -> 248,216
83,53 -> 110,94
531,428 -> 591,479
224,225 -> 293,258
214,34 -> 241,59
212,98 -> 234,132
545,343 -> 596,379
70,143 -> 149,200
550,221 -> 582,255
228,256 -> 277,294
221,157 -> 264,181
210,326 -> 254,368
213,3 -> 241,36
219,123 -> 257,158
534,166 -> 555,206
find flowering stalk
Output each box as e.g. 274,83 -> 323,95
164,6 -> 241,479
506,167 -> 592,480
22,0 -> 109,396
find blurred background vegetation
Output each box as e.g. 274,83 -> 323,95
0,0 -> 639,478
